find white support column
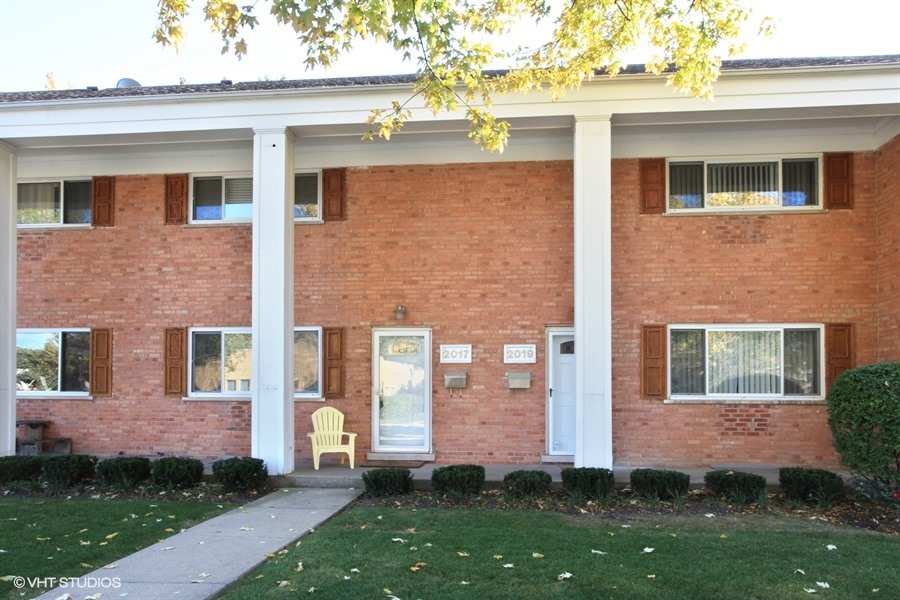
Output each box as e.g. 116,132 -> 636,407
0,143 -> 17,456
573,116 -> 613,468
251,128 -> 295,475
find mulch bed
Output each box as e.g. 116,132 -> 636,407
357,488 -> 900,535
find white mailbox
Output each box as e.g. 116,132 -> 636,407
444,372 -> 468,389
506,372 -> 532,389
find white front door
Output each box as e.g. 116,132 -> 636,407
548,331 -> 576,455
372,329 -> 431,453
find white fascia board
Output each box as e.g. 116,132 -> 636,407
2,64 -> 898,143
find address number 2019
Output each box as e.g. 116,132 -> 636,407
440,345 -> 472,364
504,344 -> 536,364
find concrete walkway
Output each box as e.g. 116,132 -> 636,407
34,487 -> 361,600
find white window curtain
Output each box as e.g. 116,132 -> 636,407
708,330 -> 781,395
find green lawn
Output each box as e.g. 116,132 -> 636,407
0,497 -> 234,600
222,507 -> 899,599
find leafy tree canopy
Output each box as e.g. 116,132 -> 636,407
155,1 -> 772,151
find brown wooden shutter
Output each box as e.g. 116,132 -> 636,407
164,328 -> 187,396
641,325 -> 667,399
90,328 -> 113,396
322,168 -> 346,221
92,176 -> 115,226
639,158 -> 666,214
824,153 -> 854,210
825,323 -> 854,389
165,174 -> 188,224
323,327 -> 345,398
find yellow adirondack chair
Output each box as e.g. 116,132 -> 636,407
307,407 -> 357,470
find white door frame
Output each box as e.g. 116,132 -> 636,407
371,327 -> 432,454
546,327 -> 575,458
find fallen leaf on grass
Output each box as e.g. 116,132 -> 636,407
79,540 -> 91,546
36,537 -> 50,541
392,538 -> 407,544
410,561 -> 427,572
350,568 -> 359,573
460,581 -> 470,585
80,562 -> 93,568
557,572 -> 572,581
493,554 -> 503,560
804,589 -> 817,594
457,551 -> 469,557
826,544 -> 837,550
295,562 -> 304,573
104,532 -> 118,540
795,569 -> 806,575
308,587 -> 316,593
817,582 -> 830,589
278,580 -> 292,588
532,552 -> 544,559
647,574 -> 656,579
591,550 -> 608,555
503,563 -> 515,569
642,548 -> 654,553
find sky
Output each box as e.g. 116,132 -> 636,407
0,0 -> 898,93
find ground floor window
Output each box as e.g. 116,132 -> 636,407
669,324 -> 822,399
16,329 -> 90,395
190,328 -> 252,396
294,327 -> 322,398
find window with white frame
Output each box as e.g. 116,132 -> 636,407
293,327 -> 322,397
669,325 -> 822,398
17,180 -> 92,226
668,156 -> 819,211
294,172 -> 321,220
191,175 -> 253,222
187,327 -> 323,398
190,329 -> 253,395
16,329 -> 90,394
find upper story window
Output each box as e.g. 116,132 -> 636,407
191,175 -> 253,222
294,172 -> 321,220
17,180 -> 91,226
668,157 -> 820,212
16,329 -> 90,395
669,324 -> 823,399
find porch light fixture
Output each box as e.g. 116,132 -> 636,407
394,304 -> 407,321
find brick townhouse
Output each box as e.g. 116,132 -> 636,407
1,56 -> 898,474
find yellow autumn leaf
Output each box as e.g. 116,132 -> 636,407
36,537 -> 50,541
78,528 -> 88,533
410,561 -> 426,572
493,554 -> 503,560
457,551 -> 469,557
532,552 -> 544,559
80,562 -> 93,568
165,528 -> 175,532
105,532 -> 119,540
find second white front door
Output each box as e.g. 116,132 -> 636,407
548,331 -> 576,455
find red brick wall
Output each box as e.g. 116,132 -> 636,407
17,174 -> 254,458
875,135 -> 900,361
611,152 -> 882,468
16,143 -> 894,467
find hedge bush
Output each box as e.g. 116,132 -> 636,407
362,468 -> 414,496
630,468 -> 690,500
212,457 -> 269,491
826,362 -> 899,489
779,467 -> 845,503
42,454 -> 97,487
561,467 -> 615,499
431,464 -> 485,495
96,457 -> 152,489
503,470 -> 552,498
151,457 -> 204,489
704,470 -> 767,503
0,456 -> 47,484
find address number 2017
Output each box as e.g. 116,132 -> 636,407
504,344 -> 536,364
440,345 -> 472,363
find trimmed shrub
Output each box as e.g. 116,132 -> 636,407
41,454 -> 97,487
630,468 -> 690,500
704,470 -> 767,503
0,455 -> 47,484
96,457 -> 152,489
503,470 -> 552,498
779,467 -> 845,503
151,457 -> 204,489
432,464 -> 485,495
561,467 -> 615,499
362,468 -> 414,496
212,457 -> 269,491
826,362 -> 900,490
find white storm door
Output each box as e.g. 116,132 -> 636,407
549,332 -> 576,455
373,329 -> 431,453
